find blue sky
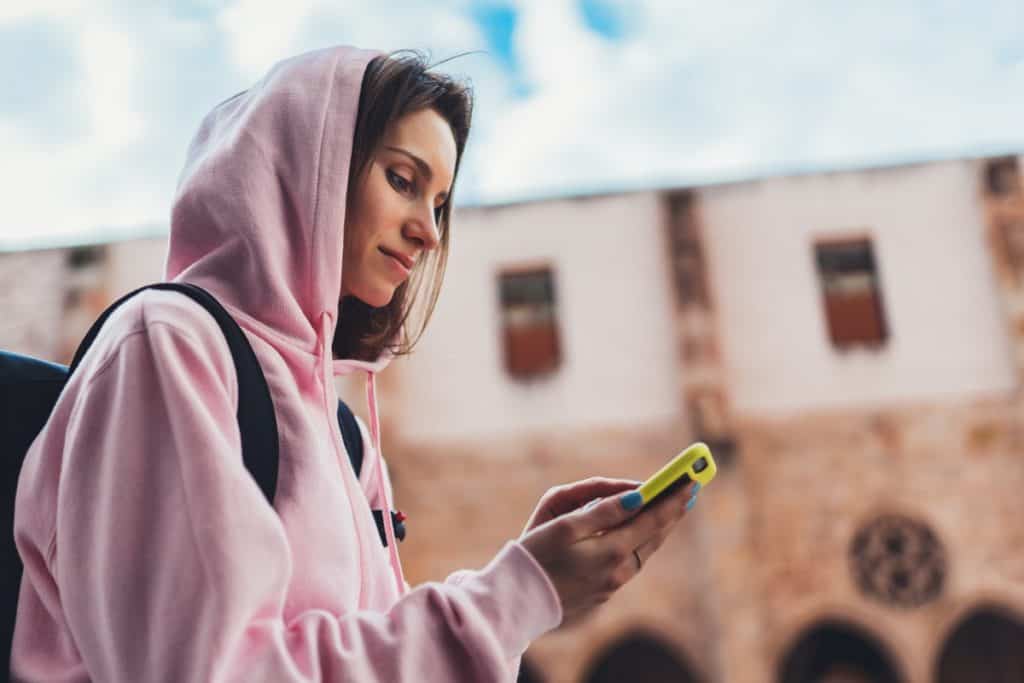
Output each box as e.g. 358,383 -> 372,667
1,0 -> 1023,249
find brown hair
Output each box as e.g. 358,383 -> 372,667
333,50 -> 473,362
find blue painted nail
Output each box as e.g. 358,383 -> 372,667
620,491 -> 643,510
686,496 -> 698,510
692,482 -> 702,494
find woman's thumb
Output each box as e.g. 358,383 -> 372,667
576,488 -> 644,536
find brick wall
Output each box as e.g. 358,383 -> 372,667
0,248 -> 67,360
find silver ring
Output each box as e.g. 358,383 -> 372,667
632,548 -> 643,570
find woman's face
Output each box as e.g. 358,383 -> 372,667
341,107 -> 457,308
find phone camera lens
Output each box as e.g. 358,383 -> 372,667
693,457 -> 708,473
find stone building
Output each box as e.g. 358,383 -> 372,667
2,154 -> 1023,682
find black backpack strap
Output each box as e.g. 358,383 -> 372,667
69,282 -> 279,505
336,399 -> 405,545
336,399 -> 363,477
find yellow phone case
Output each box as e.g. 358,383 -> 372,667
636,442 -> 717,506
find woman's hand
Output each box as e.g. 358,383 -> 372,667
519,477 -> 700,626
520,477 -> 641,535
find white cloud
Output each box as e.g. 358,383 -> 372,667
216,0 -> 484,81
216,0 -> 318,81
1,0 -> 1024,247
0,0 -> 84,25
0,8 -> 154,246
465,0 -> 1024,204
0,1 -> 496,248
78,22 -> 144,149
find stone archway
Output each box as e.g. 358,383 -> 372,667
777,619 -> 904,683
935,605 -> 1024,683
581,630 -> 700,683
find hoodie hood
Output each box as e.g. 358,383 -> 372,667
165,45 -> 383,361
164,45 -> 408,594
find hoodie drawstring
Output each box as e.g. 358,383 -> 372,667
319,314 -> 370,605
366,371 -> 407,595
320,312 -> 406,598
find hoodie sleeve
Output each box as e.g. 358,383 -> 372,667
48,304 -> 562,683
354,416 -> 545,680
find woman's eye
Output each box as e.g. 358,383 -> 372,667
387,170 -> 413,194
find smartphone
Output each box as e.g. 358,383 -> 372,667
635,442 -> 716,507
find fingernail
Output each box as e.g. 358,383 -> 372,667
686,496 -> 698,510
691,482 -> 702,494
620,491 -> 643,510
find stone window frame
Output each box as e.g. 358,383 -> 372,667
984,156 -> 1021,197
496,263 -> 563,381
849,512 -> 947,609
813,235 -> 890,351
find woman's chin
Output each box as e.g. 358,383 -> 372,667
352,284 -> 396,309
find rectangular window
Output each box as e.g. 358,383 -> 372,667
67,245 -> 105,270
665,191 -> 710,309
498,267 -> 561,379
815,238 -> 889,349
997,218 -> 1024,286
60,244 -> 110,364
984,157 -> 1020,196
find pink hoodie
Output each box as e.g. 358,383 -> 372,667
12,46 -> 562,682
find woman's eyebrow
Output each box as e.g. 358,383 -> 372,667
385,145 -> 450,202
385,146 -> 433,180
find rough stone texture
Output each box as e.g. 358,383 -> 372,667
732,399 -> 1024,683
665,190 -> 736,458
4,157 -> 1024,682
377,397 -> 1024,683
0,245 -> 111,364
0,249 -> 67,360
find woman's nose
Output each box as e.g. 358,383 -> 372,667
404,207 -> 441,251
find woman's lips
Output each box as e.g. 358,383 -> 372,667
379,247 -> 412,276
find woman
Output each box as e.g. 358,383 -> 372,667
12,46 -> 699,681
